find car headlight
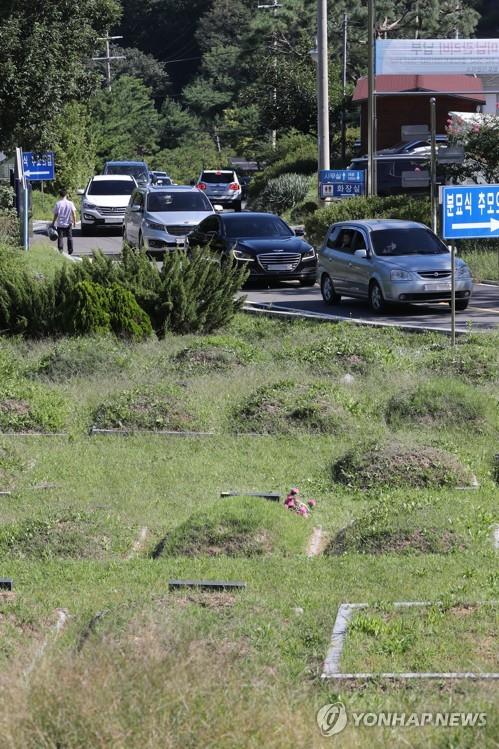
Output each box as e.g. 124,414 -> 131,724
301,247 -> 316,259
233,248 -> 254,261
456,264 -> 471,276
82,201 -> 96,210
390,269 -> 412,281
145,220 -> 165,231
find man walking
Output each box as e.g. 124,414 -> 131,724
51,189 -> 77,254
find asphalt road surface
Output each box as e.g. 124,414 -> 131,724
33,222 -> 499,333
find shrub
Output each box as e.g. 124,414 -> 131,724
252,173 -> 310,213
332,441 -> 473,489
248,132 -> 317,202
0,187 -> 18,245
304,195 -> 431,247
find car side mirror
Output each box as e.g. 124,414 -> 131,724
354,248 -> 368,258
294,227 -> 305,236
76,188 -> 84,195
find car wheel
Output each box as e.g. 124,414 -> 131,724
321,273 -> 341,305
300,278 -> 316,287
233,200 -> 242,212
453,299 -> 469,311
368,280 -> 385,313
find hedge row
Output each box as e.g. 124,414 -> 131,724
0,245 -> 248,339
304,195 -> 431,246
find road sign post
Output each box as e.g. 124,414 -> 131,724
442,184 -> 499,346
22,152 -> 55,181
319,169 -> 365,200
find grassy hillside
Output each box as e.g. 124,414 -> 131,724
0,314 -> 497,747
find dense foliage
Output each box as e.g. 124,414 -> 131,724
0,244 -> 247,339
1,0 -> 493,191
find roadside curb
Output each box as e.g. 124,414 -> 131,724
242,302 -> 468,336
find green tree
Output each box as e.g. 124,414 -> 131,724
159,99 -> 202,150
110,46 -> 170,99
447,116 -> 499,184
90,76 -> 161,165
0,0 -> 120,150
53,102 -> 96,193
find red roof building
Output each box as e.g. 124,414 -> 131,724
352,74 -> 485,151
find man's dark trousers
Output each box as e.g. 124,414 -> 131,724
57,225 -> 73,254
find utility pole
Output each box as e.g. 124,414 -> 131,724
317,0 -> 330,174
367,0 -> 376,196
257,1 -> 282,150
341,13 -> 348,161
93,35 -> 125,91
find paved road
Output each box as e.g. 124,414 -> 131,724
33,222 -> 499,332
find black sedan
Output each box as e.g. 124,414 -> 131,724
187,212 -> 317,286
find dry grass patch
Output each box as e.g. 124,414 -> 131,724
92,385 -> 198,431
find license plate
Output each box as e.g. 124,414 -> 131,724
424,282 -> 451,291
267,263 -> 294,271
105,217 -> 122,224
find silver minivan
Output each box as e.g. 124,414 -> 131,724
318,219 -> 473,312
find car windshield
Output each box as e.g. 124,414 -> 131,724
88,180 -> 134,196
201,172 -> 234,184
147,192 -> 212,212
106,165 -> 148,180
371,228 -> 448,256
224,216 -> 293,238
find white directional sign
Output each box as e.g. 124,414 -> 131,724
442,185 -> 499,239
376,39 -> 499,75
22,151 -> 55,181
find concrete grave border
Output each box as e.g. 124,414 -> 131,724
322,600 -> 499,680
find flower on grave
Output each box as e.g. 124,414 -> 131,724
298,504 -> 309,517
307,499 -> 317,508
289,487 -> 299,495
284,487 -> 317,517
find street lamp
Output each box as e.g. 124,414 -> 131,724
309,0 -> 330,200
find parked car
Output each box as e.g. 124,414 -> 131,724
318,219 -> 473,312
187,212 -> 317,286
349,155 -> 433,196
122,185 -> 216,257
79,175 -> 136,235
196,169 -> 242,211
103,160 -> 151,185
378,135 -> 448,155
151,171 -> 173,185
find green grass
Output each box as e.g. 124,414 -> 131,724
0,313 -> 497,747
460,245 -> 499,282
31,190 -> 58,221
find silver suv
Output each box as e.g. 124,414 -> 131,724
123,185 -> 215,257
196,169 -> 242,211
318,219 -> 473,313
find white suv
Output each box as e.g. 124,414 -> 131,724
196,170 -> 242,211
79,175 -> 136,235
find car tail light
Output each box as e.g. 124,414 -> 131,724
197,182 -> 207,190
229,182 -> 239,190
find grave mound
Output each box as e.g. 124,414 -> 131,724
31,336 -> 129,381
0,512 -> 111,559
234,380 -> 351,434
328,526 -> 465,555
92,385 -> 197,431
386,380 -> 489,430
332,441 -> 473,488
424,343 -> 499,383
174,335 -> 258,372
0,381 -> 67,432
153,497 -> 309,558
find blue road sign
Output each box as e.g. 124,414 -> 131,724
319,169 -> 365,200
22,151 -> 55,181
442,184 -> 499,239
